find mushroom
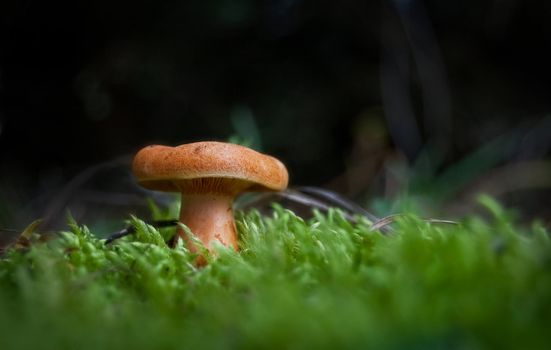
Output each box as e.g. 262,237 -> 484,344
132,141 -> 288,255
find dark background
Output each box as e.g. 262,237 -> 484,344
1,0 -> 550,229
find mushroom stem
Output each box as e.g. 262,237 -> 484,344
175,193 -> 238,252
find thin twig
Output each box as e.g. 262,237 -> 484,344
370,214 -> 459,232
104,220 -> 179,245
296,186 -> 382,223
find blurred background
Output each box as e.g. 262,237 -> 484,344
1,0 -> 550,233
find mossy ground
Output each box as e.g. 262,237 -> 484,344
1,198 -> 550,349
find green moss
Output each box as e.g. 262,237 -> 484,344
1,201 -> 550,349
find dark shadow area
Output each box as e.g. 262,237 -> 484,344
1,0 -> 550,229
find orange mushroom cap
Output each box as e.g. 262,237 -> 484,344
132,141 -> 289,196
